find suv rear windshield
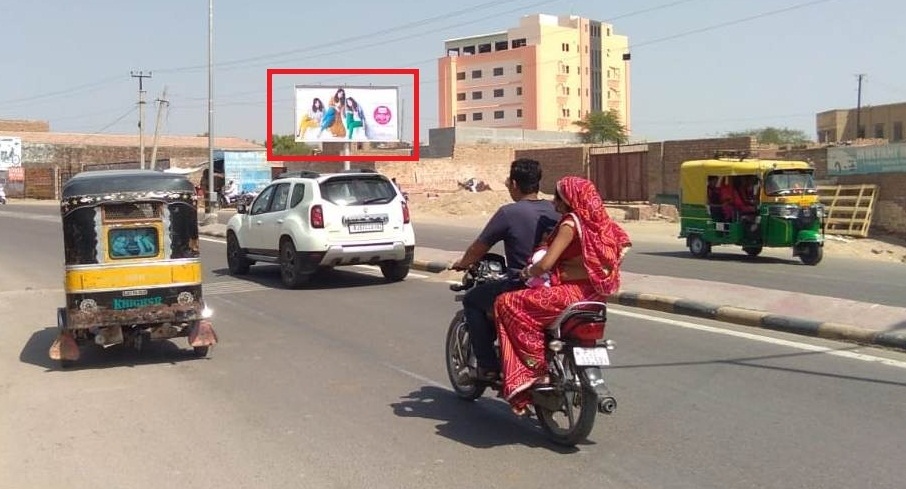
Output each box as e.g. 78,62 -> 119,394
320,177 -> 397,206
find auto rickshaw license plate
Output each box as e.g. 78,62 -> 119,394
573,347 -> 610,366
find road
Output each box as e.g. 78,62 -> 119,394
2,204 -> 906,489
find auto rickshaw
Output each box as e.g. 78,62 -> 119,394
678,151 -> 825,265
49,170 -> 218,366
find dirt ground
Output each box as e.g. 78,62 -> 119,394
407,190 -> 906,264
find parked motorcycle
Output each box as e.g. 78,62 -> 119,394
0,185 -> 6,205
444,253 -> 617,446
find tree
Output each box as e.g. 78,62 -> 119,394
271,134 -> 313,155
573,109 -> 628,145
725,127 -> 813,146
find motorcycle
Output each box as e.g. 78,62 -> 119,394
444,253 -> 617,446
0,185 -> 6,205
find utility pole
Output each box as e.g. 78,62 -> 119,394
131,70 -> 153,169
149,87 -> 169,171
205,0 -> 217,220
855,73 -> 865,139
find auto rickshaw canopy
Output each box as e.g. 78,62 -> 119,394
679,158 -> 813,205
61,170 -> 197,215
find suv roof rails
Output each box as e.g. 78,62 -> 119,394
339,168 -> 378,174
276,170 -> 321,179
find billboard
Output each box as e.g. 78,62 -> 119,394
219,151 -> 271,193
0,137 -> 22,170
294,85 -> 400,143
827,142 -> 906,176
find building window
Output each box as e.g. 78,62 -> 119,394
456,114 -> 467,122
495,41 -> 508,51
456,93 -> 466,101
493,67 -> 504,76
516,109 -> 523,118
562,108 -> 571,117
875,123 -> 885,139
471,91 -> 482,100
493,88 -> 504,97
516,87 -> 523,96
562,43 -> 570,52
447,48 -> 460,57
894,121 -> 904,141
472,112 -> 483,121
494,110 -> 505,119
456,72 -> 465,81
463,46 -> 475,55
512,38 -> 527,48
515,64 -> 523,74
471,69 -> 482,79
478,43 -> 492,53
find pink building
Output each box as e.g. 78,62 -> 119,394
437,14 -> 631,134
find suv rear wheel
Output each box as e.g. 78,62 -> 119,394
280,239 -> 310,288
380,259 -> 410,282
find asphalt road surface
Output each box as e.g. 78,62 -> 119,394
2,206 -> 905,489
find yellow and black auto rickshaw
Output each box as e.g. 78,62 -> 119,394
49,170 -> 217,365
678,152 -> 825,265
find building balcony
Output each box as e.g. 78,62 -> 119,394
556,74 -> 569,84
557,96 -> 569,106
607,79 -> 621,90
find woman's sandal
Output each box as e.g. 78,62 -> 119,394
476,367 -> 500,383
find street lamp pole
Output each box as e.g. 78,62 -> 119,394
205,0 -> 217,219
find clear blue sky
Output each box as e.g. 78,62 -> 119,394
2,0 -> 904,145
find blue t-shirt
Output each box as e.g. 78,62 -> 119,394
477,199 -> 560,272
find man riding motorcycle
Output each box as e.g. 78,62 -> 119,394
450,158 -> 560,382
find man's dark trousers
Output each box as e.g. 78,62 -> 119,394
462,278 -> 524,370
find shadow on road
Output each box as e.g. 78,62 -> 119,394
20,326 -> 211,372
390,385 -> 592,452
209,265 -> 403,291
637,250 -> 800,265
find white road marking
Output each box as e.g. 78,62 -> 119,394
608,307 -> 906,369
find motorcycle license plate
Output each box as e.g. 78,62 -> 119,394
573,347 -> 610,366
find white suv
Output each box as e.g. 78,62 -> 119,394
225,170 -> 415,288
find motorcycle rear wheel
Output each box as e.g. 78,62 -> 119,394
445,311 -> 486,400
534,352 -> 597,446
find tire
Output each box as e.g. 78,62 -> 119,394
743,246 -> 763,257
380,260 -> 410,282
445,311 -> 486,401
535,353 -> 598,447
226,232 -> 251,275
279,239 -> 310,288
688,234 -> 711,258
798,242 -> 823,266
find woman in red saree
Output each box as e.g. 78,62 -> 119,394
493,176 -> 631,415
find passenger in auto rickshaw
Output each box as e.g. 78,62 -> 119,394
722,176 -> 758,238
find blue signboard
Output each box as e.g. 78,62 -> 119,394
219,151 -> 270,193
827,143 -> 906,176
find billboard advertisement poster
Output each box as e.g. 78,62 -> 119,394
267,68 -> 419,162
0,137 -> 22,170
221,151 -> 271,193
827,142 -> 906,176
294,85 -> 399,143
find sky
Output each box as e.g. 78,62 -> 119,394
2,0 -> 905,147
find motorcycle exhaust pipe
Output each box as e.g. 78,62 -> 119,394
598,396 -> 617,415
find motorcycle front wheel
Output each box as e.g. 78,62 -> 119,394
534,351 -> 597,446
444,311 -> 486,400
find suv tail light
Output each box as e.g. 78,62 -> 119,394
402,200 -> 410,224
310,204 -> 324,228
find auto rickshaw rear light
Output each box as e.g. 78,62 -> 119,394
402,200 -> 410,224
310,205 -> 324,228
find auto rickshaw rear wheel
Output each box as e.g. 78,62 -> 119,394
688,234 -> 711,258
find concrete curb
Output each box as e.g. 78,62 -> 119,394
611,291 -> 906,353
412,259 -> 451,274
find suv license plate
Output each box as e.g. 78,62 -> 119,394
349,222 -> 383,233
573,347 -> 610,366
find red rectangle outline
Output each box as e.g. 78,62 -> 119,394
267,68 -> 419,162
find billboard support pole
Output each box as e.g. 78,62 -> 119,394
343,142 -> 351,171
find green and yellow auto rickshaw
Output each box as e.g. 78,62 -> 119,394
49,170 -> 218,366
678,152 -> 825,265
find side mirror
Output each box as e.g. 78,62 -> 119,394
236,203 -> 248,214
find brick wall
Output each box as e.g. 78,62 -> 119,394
22,143 -> 225,170
834,173 -> 906,235
514,146 -> 587,194
0,120 -> 50,132
23,167 -> 57,199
